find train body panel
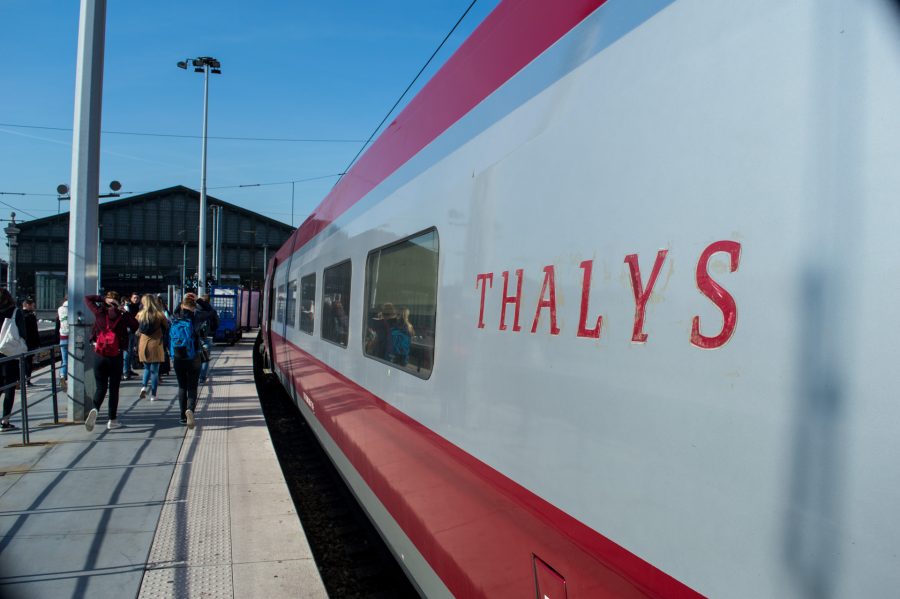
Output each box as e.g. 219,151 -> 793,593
262,0 -> 900,596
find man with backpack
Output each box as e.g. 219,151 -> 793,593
84,292 -> 139,431
171,295 -> 203,429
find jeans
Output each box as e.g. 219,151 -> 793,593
198,337 -> 211,382
0,359 -> 19,420
122,333 -> 135,374
174,357 -> 201,420
94,353 -> 123,420
142,362 -> 160,395
59,338 -> 68,379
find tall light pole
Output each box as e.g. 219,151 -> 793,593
177,56 -> 221,294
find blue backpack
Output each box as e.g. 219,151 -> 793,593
170,317 -> 196,360
389,326 -> 411,365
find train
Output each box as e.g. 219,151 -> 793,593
256,0 -> 900,596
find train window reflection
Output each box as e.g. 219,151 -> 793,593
286,280 -> 297,327
322,261 -> 351,347
300,273 -> 316,334
276,284 -> 286,323
364,228 -> 438,379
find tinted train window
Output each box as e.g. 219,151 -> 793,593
276,284 -> 286,323
322,261 -> 351,347
300,273 -> 316,334
363,228 -> 438,379
286,280 -> 297,327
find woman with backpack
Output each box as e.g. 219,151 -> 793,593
0,288 -> 26,431
171,295 -> 202,429
137,294 -> 168,402
84,292 -> 139,431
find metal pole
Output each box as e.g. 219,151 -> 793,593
210,206 -> 217,283
19,357 -> 29,445
50,350 -> 59,424
67,0 -> 105,422
291,181 -> 295,228
182,241 -> 187,297
198,63 -> 210,293
215,205 -> 222,281
5,216 -> 19,298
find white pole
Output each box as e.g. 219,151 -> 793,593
67,0 -> 106,421
198,64 -> 209,293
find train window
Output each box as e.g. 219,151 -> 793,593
276,284 -> 286,323
363,228 -> 438,379
300,273 -> 316,334
322,260 -> 351,347
286,280 -> 297,327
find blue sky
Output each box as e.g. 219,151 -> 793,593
0,0 -> 501,259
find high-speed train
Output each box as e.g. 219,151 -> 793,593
258,0 -> 900,596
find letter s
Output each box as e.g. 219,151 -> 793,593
691,240 -> 741,349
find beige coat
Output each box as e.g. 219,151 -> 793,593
138,320 -> 167,364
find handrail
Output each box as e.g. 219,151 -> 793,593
0,344 -> 63,445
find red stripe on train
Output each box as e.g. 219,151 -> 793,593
275,0 -> 608,263
271,332 -> 701,598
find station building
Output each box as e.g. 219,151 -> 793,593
9,185 -> 293,309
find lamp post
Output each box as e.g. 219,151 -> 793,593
242,229 -> 257,289
177,56 -> 221,294
4,213 -> 20,297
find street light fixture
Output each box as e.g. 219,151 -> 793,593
177,56 -> 221,293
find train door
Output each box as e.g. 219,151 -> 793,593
262,257 -> 278,367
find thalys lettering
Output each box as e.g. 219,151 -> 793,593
475,240 -> 741,350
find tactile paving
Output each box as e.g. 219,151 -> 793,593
139,353 -> 235,598
140,564 -> 233,599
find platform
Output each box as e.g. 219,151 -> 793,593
0,338 -> 328,599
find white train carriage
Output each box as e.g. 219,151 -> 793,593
260,0 -> 900,596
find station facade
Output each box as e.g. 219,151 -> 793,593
11,185 -> 293,308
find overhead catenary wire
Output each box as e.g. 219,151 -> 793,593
335,0 -> 479,186
0,122 -> 367,144
0,173 -> 344,201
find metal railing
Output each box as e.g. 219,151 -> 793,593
0,344 -> 64,445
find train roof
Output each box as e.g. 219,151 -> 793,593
274,0 -> 607,264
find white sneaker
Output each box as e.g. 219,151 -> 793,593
107,419 -> 122,430
149,394 -> 157,402
139,387 -> 147,399
185,409 -> 195,430
85,408 -> 98,432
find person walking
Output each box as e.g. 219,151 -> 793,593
171,295 -> 202,429
122,292 -> 140,379
196,294 -> 218,384
157,296 -> 172,379
137,294 -> 168,402
84,292 -> 138,431
0,289 -> 25,431
57,295 -> 68,391
21,298 -> 39,386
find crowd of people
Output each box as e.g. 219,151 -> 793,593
0,289 -> 218,433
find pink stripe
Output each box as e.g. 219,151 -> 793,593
275,0 -> 607,263
271,332 -> 701,597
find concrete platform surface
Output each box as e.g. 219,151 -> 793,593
0,337 -> 327,599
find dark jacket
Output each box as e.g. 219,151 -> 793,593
0,304 -> 26,357
194,299 -> 219,336
85,295 -> 139,355
23,310 -> 40,351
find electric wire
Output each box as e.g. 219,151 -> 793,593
0,122 -> 366,144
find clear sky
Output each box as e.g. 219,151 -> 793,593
0,0 -> 501,260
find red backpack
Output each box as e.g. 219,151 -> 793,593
95,317 -> 120,357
